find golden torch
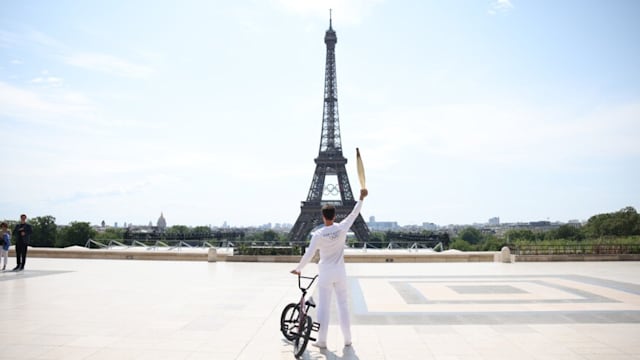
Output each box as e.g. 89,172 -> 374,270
356,148 -> 366,190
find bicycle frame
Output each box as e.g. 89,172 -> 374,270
280,274 -> 321,358
297,274 -> 317,336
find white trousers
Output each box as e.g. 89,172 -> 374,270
316,265 -> 351,344
0,249 -> 7,268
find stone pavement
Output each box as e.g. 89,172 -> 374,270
1,258 -> 639,360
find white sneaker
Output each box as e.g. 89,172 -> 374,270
312,342 -> 327,349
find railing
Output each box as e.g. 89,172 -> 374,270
233,246 -> 302,256
85,239 -> 219,250
351,241 -> 443,252
514,244 -> 640,255
85,239 -> 129,249
85,239 -> 108,249
85,239 -> 447,253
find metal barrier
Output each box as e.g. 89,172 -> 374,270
351,242 -> 443,252
514,244 -> 640,255
132,240 -> 149,249
108,240 -> 129,248
85,239 -> 244,251
85,239 -> 108,249
85,239 -> 448,253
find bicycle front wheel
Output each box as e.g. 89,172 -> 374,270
293,314 -> 313,358
280,303 -> 300,341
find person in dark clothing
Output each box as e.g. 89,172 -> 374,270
13,214 -> 32,271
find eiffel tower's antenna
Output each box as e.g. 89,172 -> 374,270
329,8 -> 332,29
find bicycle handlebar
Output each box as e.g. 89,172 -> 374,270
298,274 -> 318,291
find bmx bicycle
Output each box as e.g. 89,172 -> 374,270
280,274 -> 321,358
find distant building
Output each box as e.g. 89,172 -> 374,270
422,222 -> 438,231
488,217 -> 500,225
368,216 -> 399,231
157,212 -> 167,231
529,221 -> 551,227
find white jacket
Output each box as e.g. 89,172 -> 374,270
295,200 -> 363,272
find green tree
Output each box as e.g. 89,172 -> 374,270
550,224 -> 585,241
584,213 -> 608,237
30,215 -> 58,247
166,225 -> 190,239
458,227 -> 483,244
478,235 -> 504,251
56,222 -> 96,248
276,231 -> 289,245
450,238 -> 473,251
243,230 -> 283,244
94,227 -> 126,241
371,231 -> 389,248
261,230 -> 279,243
584,206 -> 640,237
192,226 -> 211,238
616,206 -> 640,235
504,229 -> 537,242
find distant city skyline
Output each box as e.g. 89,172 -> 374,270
85,210 -> 597,230
1,1 -> 639,227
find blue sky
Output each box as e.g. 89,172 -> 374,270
1,0 -> 639,228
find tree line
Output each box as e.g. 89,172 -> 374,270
449,206 -> 640,251
3,206 -> 639,250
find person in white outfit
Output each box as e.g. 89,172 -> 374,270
291,188 -> 368,349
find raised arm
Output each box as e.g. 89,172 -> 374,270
339,189 -> 368,229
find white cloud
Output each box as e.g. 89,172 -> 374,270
64,52 -> 153,78
0,28 -> 65,49
488,0 -> 514,15
2,28 -> 154,78
30,76 -> 63,86
0,81 -> 93,121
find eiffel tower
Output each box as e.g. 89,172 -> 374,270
289,15 -> 371,244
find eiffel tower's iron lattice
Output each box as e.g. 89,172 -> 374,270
289,16 -> 371,244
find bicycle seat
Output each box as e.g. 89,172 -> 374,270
305,296 -> 316,307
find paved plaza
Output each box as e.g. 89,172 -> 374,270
1,258 -> 640,360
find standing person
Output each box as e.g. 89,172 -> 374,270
290,188 -> 368,349
1,222 -> 10,271
13,214 -> 32,271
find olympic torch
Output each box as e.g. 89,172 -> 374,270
356,148 -> 366,190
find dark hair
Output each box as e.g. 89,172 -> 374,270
0,222 -> 7,228
321,204 -> 336,220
